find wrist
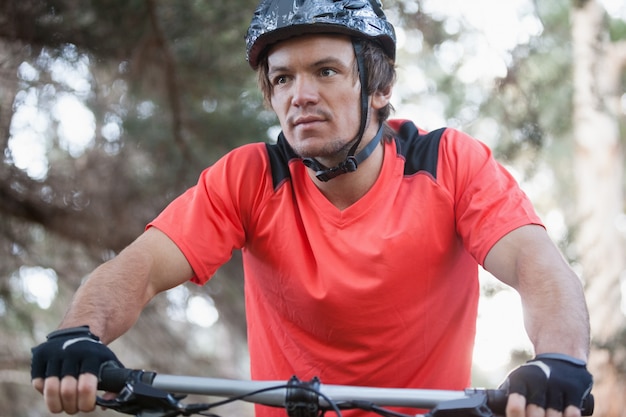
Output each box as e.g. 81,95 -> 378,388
47,325 -> 96,340
534,353 -> 587,366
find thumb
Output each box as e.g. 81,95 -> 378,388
32,378 -> 44,394
506,393 -> 526,417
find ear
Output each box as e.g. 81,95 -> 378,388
370,85 -> 392,111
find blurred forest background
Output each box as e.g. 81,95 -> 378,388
0,0 -> 624,416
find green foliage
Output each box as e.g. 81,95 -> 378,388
608,14 -> 626,41
0,2 -> 266,413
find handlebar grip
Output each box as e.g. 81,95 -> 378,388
486,390 -> 594,416
97,362 -> 156,393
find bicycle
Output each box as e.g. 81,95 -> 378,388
95,363 -> 595,417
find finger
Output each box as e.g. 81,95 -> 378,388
80,355 -> 104,376
99,390 -> 118,411
77,373 -> 98,412
60,358 -> 79,379
60,375 -> 79,415
563,405 -> 582,417
42,376 -> 63,414
506,393 -> 526,417
101,391 -> 118,400
523,403 -> 546,417
30,348 -> 48,380
32,377 -> 44,394
546,389 -> 564,413
45,359 -> 61,378
533,405 -> 559,417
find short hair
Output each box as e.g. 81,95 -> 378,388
256,37 -> 396,122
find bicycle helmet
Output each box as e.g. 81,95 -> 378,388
245,0 -> 396,181
245,0 -> 396,70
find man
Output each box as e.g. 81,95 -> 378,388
31,1 -> 593,416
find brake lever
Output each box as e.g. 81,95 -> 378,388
424,391 -> 496,417
96,380 -> 189,417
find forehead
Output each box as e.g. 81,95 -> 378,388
266,34 -> 354,66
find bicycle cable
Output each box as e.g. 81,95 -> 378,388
191,383 -> 416,417
196,383 -> 344,417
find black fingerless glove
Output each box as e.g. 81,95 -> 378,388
501,353 -> 593,412
31,325 -> 122,380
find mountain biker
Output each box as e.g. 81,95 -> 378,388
31,1 -> 592,417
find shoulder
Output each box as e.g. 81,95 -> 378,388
387,119 -> 446,178
209,142 -> 270,179
200,138 -> 298,198
387,119 -> 495,178
222,142 -> 269,161
194,142 -> 274,200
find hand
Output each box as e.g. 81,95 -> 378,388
506,393 -> 585,417
31,325 -> 122,414
501,353 -> 593,417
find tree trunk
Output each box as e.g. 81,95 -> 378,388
571,1 -> 626,416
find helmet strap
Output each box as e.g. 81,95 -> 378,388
302,40 -> 375,182
302,123 -> 384,182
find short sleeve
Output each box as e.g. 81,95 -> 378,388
147,143 -> 272,283
438,129 -> 543,265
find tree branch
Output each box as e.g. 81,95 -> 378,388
145,0 -> 192,165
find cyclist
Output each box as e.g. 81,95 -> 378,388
31,1 -> 592,417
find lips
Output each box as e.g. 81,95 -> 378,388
292,114 -> 325,127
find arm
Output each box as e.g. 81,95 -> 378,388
59,226 -> 194,343
484,224 -> 590,360
484,224 -> 591,417
32,227 -> 194,413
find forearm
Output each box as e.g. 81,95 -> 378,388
485,225 -> 591,362
59,245 -> 157,344
58,227 -> 194,344
517,256 -> 590,361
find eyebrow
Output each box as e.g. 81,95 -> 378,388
267,57 -> 351,77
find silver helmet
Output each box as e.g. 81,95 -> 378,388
245,0 -> 396,69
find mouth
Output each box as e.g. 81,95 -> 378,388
292,114 -> 326,128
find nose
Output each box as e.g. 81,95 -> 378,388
291,75 -> 319,107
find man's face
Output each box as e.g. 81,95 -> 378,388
267,34 -> 362,166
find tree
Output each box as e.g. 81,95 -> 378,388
0,1 -> 262,415
571,1 -> 626,415
390,1 -> 626,411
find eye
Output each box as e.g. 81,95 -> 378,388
320,68 -> 337,77
271,74 -> 289,86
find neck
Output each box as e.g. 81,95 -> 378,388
304,126 -> 382,182
308,135 -> 385,210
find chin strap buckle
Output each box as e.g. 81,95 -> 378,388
306,156 -> 358,182
302,124 -> 384,182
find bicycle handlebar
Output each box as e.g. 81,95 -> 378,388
97,364 -> 595,417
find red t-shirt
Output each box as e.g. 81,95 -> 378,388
148,120 -> 542,416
